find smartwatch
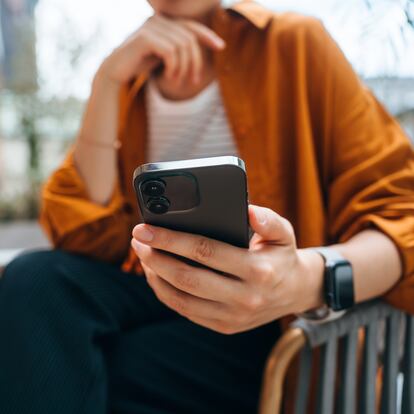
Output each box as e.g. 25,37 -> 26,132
314,247 -> 355,311
300,248 -> 355,321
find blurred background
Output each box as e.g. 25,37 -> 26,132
0,0 -> 413,259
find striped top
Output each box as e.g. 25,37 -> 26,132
145,78 -> 238,163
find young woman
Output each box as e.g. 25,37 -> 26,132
1,0 -> 413,413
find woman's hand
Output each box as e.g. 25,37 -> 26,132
99,14 -> 225,87
131,205 -> 325,334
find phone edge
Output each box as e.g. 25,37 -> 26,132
133,156 -> 245,184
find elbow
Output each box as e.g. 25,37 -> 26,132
383,273 -> 414,315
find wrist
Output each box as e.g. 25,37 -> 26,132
296,248 -> 325,313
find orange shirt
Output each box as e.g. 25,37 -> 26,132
40,1 -> 414,316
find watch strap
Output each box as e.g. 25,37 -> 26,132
313,247 -> 344,262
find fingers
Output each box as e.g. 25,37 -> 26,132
136,15 -> 224,83
187,33 -> 203,83
248,205 -> 296,246
158,20 -> 202,84
141,248 -> 236,332
160,17 -> 225,82
180,20 -> 226,50
145,268 -> 226,320
139,55 -> 163,75
155,15 -> 225,51
154,17 -> 203,83
132,224 -> 252,278
148,24 -> 192,83
141,262 -> 156,278
132,240 -> 244,302
143,34 -> 178,78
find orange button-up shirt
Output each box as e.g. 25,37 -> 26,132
40,1 -> 414,318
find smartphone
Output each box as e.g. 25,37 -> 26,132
133,156 -> 250,248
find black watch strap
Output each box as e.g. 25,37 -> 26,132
313,248 -> 355,311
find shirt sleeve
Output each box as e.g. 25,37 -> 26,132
307,20 -> 414,314
39,149 -> 132,263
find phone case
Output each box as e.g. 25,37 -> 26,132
133,156 -> 250,248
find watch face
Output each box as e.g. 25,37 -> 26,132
329,261 -> 355,311
335,262 -> 353,283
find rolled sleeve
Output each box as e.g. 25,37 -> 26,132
315,22 -> 414,312
39,150 -> 131,263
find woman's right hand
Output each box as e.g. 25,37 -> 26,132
98,14 -> 225,88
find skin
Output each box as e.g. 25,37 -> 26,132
74,0 -> 403,334
132,206 -> 402,334
74,0 -> 223,205
148,0 -> 220,21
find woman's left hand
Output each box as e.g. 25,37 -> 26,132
131,205 -> 324,334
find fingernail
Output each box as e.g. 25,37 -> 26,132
134,225 -> 154,242
255,209 -> 267,225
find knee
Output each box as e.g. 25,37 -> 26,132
1,250 -> 72,307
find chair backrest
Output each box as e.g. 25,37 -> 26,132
258,300 -> 414,414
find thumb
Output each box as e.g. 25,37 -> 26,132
248,205 -> 295,245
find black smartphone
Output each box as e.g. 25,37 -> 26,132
133,156 -> 250,248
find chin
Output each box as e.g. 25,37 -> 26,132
150,0 -> 218,19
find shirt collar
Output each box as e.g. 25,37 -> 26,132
228,0 -> 273,30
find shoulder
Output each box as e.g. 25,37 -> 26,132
229,2 -> 327,37
263,11 -> 345,77
229,3 -> 333,54
267,12 -> 330,49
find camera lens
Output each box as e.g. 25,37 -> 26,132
147,197 -> 170,214
142,180 -> 166,197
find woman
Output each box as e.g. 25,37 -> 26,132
0,0 -> 413,413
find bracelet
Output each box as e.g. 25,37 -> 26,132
78,137 -> 121,150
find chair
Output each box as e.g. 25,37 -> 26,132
259,300 -> 414,414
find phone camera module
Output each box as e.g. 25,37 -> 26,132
147,197 -> 170,214
142,180 -> 166,197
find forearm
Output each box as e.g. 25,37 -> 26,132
303,229 -> 403,311
334,229 -> 402,302
74,69 -> 121,206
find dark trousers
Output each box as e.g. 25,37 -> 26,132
0,250 -> 281,414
